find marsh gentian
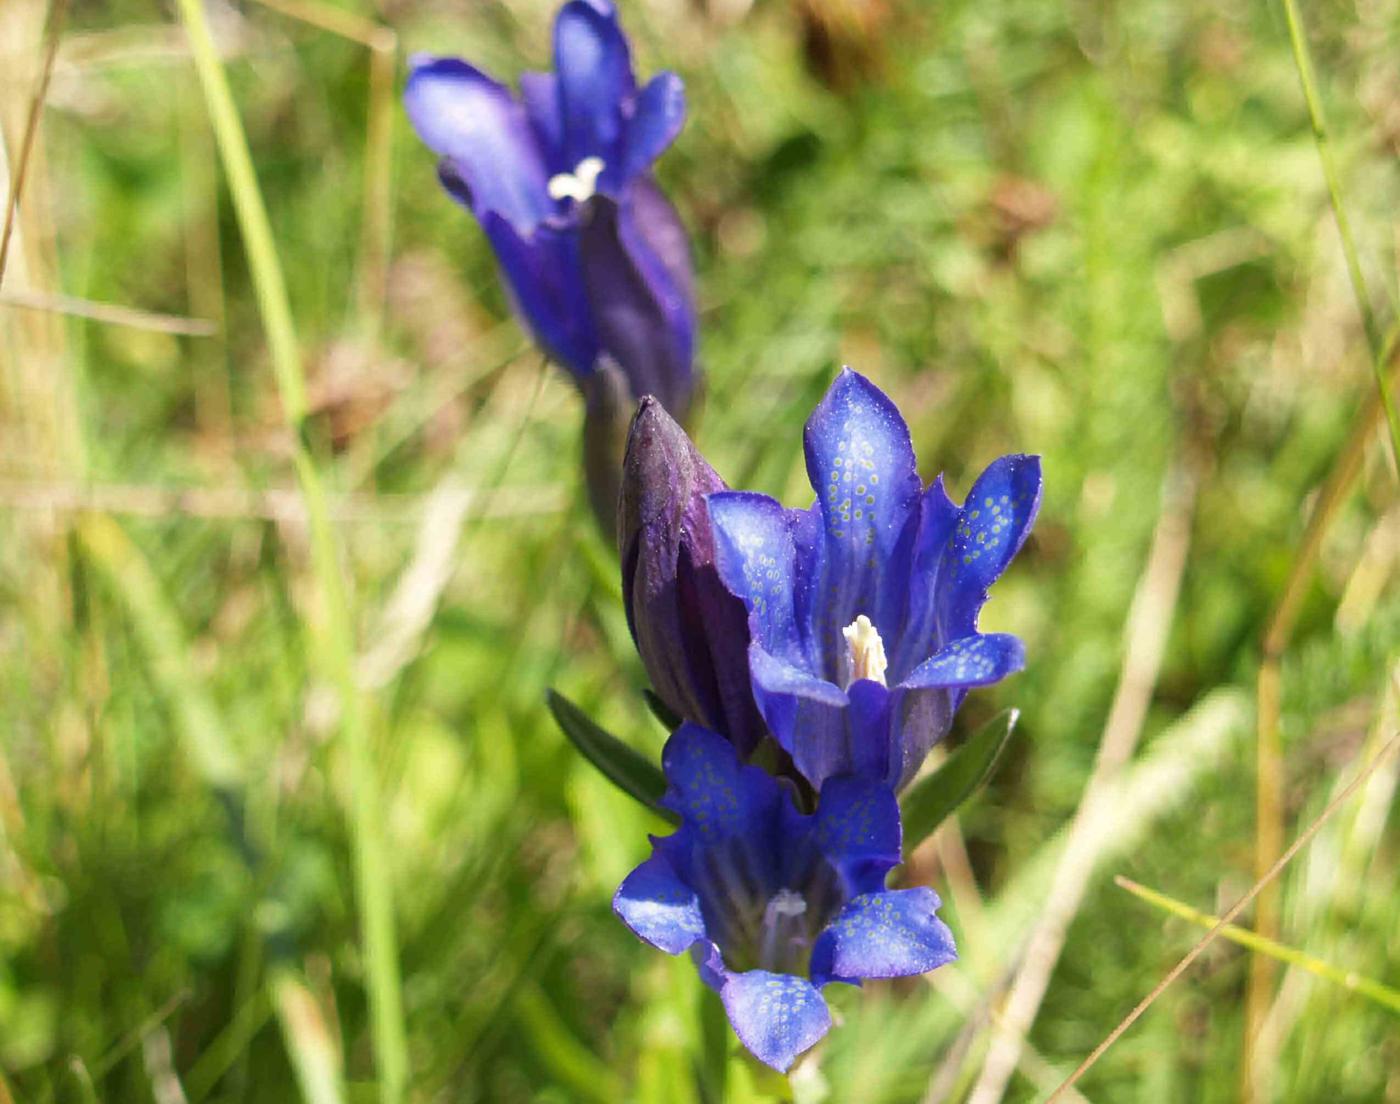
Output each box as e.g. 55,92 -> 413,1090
619,398 -> 766,756
707,369 -> 1041,792
614,723 -> 956,1071
404,0 -> 696,422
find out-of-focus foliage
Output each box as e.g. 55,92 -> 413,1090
1,0 -> 1397,1101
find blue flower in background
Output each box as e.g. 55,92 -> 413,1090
615,724 -> 956,1072
707,369 -> 1041,792
404,0 -> 695,418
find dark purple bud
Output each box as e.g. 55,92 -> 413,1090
619,399 -> 765,755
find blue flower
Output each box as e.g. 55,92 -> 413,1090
404,0 -> 695,418
614,724 -> 957,1072
706,368 -> 1042,792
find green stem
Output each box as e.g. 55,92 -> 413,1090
173,1 -> 407,1099
1280,0 -> 1400,469
1116,876 -> 1400,1014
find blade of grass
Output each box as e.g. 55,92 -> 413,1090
171,1 -> 407,1098
272,969 -> 347,1104
513,984 -> 626,1104
1278,0 -> 1400,465
1248,327 -> 1400,1091
77,514 -> 243,791
1116,876 -> 1400,1014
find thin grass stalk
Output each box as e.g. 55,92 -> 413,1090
1278,0 -> 1400,464
1048,728 -> 1400,1101
1247,330 -> 1400,1088
964,462 -> 1196,1104
1116,876 -> 1400,1014
0,0 -> 66,286
171,1 -> 407,1098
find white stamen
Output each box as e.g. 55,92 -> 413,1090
842,614 -> 888,687
764,888 -> 808,924
547,156 -> 605,203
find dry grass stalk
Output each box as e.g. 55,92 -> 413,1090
965,463 -> 1198,1104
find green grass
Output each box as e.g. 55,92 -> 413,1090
2,0 -> 1398,1101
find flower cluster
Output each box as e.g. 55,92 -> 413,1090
406,0 -> 1041,1075
615,369 -> 1040,1068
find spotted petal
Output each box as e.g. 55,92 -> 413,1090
709,492 -> 806,666
720,970 -> 832,1073
902,633 -> 1026,690
614,854 -> 705,954
659,724 -> 779,846
937,455 -> 1042,640
810,888 -> 957,985
811,773 -> 901,895
802,369 -> 923,679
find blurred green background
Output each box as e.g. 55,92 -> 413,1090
1,0 -> 1398,1100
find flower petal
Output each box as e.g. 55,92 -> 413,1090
802,369 -> 923,676
886,684 -> 955,791
578,185 -> 695,417
404,57 -> 552,230
708,491 -> 806,665
614,854 -> 706,954
889,477 -> 961,679
747,644 -> 851,788
938,454 -> 1042,639
659,724 -> 780,845
553,0 -> 636,166
480,213 -> 599,379
518,70 -> 565,171
810,773 -> 901,895
720,970 -> 831,1072
901,633 -> 1026,690
810,888 -> 957,985
620,72 -> 686,179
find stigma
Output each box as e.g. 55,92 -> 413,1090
842,614 -> 888,687
547,156 -> 605,203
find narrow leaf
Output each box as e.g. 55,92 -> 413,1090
547,690 -> 677,823
643,689 -> 683,732
901,709 -> 1018,855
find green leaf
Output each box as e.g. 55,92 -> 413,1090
643,689 -> 683,732
547,690 -> 677,824
900,709 -> 1019,855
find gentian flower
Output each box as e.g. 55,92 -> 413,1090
403,0 -> 696,422
618,397 -> 766,756
707,368 -> 1042,792
614,724 -> 956,1071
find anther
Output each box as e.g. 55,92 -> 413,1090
547,156 -> 605,203
842,614 -> 888,687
